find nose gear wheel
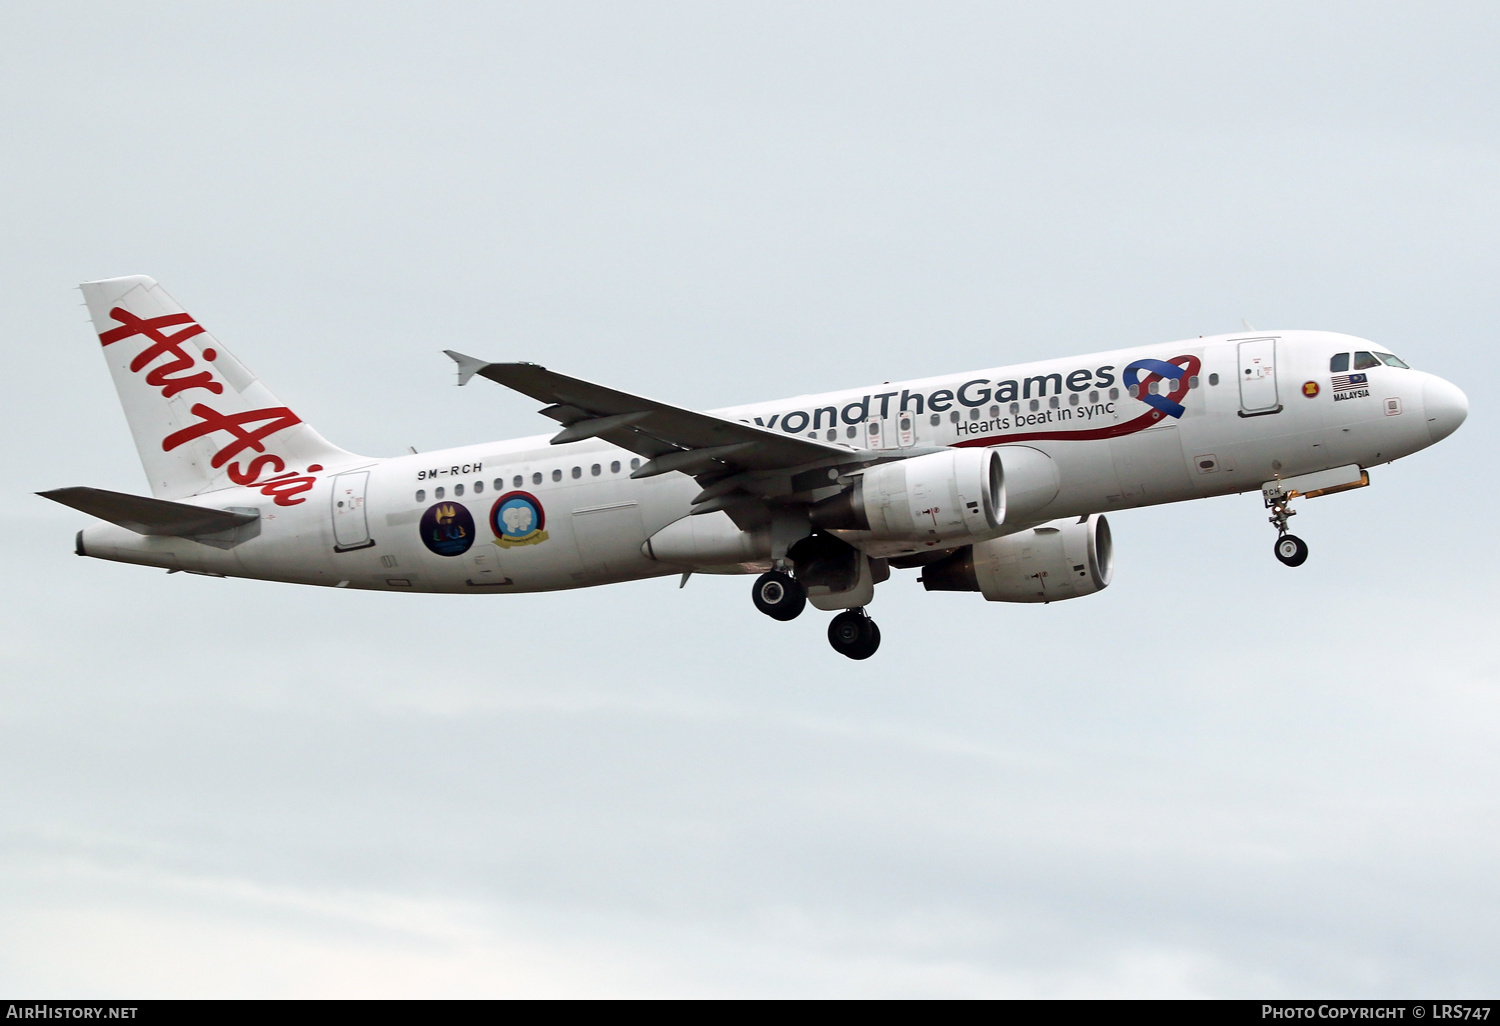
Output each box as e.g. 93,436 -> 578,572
1264,484 -> 1310,567
1274,534 -> 1309,567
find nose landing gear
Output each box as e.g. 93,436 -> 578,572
1274,533 -> 1309,567
827,608 -> 881,660
1264,484 -> 1309,567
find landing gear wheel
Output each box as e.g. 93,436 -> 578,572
1274,534 -> 1309,567
752,571 -> 806,621
827,609 -> 881,660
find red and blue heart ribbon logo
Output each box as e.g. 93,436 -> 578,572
1123,358 -> 1191,419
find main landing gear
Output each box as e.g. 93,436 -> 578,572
752,570 -> 806,621
750,571 -> 882,659
827,608 -> 881,660
1264,487 -> 1310,567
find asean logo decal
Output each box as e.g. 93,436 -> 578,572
419,501 -> 475,557
490,491 -> 549,548
1302,380 -> 1320,397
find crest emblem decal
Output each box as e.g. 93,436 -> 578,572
419,501 -> 475,556
490,491 -> 549,548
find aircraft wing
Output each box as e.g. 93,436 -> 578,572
444,353 -> 857,487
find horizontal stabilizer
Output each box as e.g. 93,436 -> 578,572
38,487 -> 258,537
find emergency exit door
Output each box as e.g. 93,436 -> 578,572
331,471 -> 375,551
1237,339 -> 1281,416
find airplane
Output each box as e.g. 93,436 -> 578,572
41,275 -> 1469,659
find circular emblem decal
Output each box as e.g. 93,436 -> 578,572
419,501 -> 475,556
1302,380 -> 1320,397
490,491 -> 549,548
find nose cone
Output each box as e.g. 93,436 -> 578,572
1423,375 -> 1468,444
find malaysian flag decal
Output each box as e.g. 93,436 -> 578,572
1332,372 -> 1369,391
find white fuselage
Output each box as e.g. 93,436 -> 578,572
78,330 -> 1461,593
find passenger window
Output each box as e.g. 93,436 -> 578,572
611,461 -> 621,473
968,408 -> 978,421
1188,376 -> 1199,389
1353,351 -> 1381,371
1376,352 -> 1409,369
1010,403 -> 1020,415
1048,396 -> 1059,408
1330,353 -> 1350,373
1109,387 -> 1119,400
846,425 -> 857,438
415,489 -> 425,502
571,466 -> 581,479
494,478 -> 503,490
989,405 -> 999,418
1029,399 -> 1039,412
630,458 -> 641,470
826,428 -> 837,440
1068,393 -> 1078,405
1207,374 -> 1218,386
551,469 -> 562,482
531,473 -> 541,486
473,480 -> 483,494
949,411 -> 959,423
453,483 -> 464,496
1088,391 -> 1098,403
591,464 -> 601,476
434,486 -> 445,499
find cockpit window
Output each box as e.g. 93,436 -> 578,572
1353,351 -> 1382,371
1375,351 -> 1409,369
1330,353 -> 1350,372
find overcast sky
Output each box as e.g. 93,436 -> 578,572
2,1 -> 1497,997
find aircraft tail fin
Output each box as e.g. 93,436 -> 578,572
79,276 -> 359,504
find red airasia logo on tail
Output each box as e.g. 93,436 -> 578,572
99,307 -> 321,505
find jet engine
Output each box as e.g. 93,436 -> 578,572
919,514 -> 1113,603
811,447 -> 1003,544
811,445 -> 1063,549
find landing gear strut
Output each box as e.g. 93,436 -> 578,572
752,570 -> 806,621
827,608 -> 881,660
1264,487 -> 1309,567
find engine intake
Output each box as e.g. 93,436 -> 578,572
920,514 -> 1113,603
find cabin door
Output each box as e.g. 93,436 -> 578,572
331,471 -> 374,551
1237,338 -> 1281,416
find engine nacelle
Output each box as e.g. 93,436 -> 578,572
920,514 -> 1113,603
812,447 -> 1002,545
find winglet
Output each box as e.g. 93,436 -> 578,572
443,350 -> 491,386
